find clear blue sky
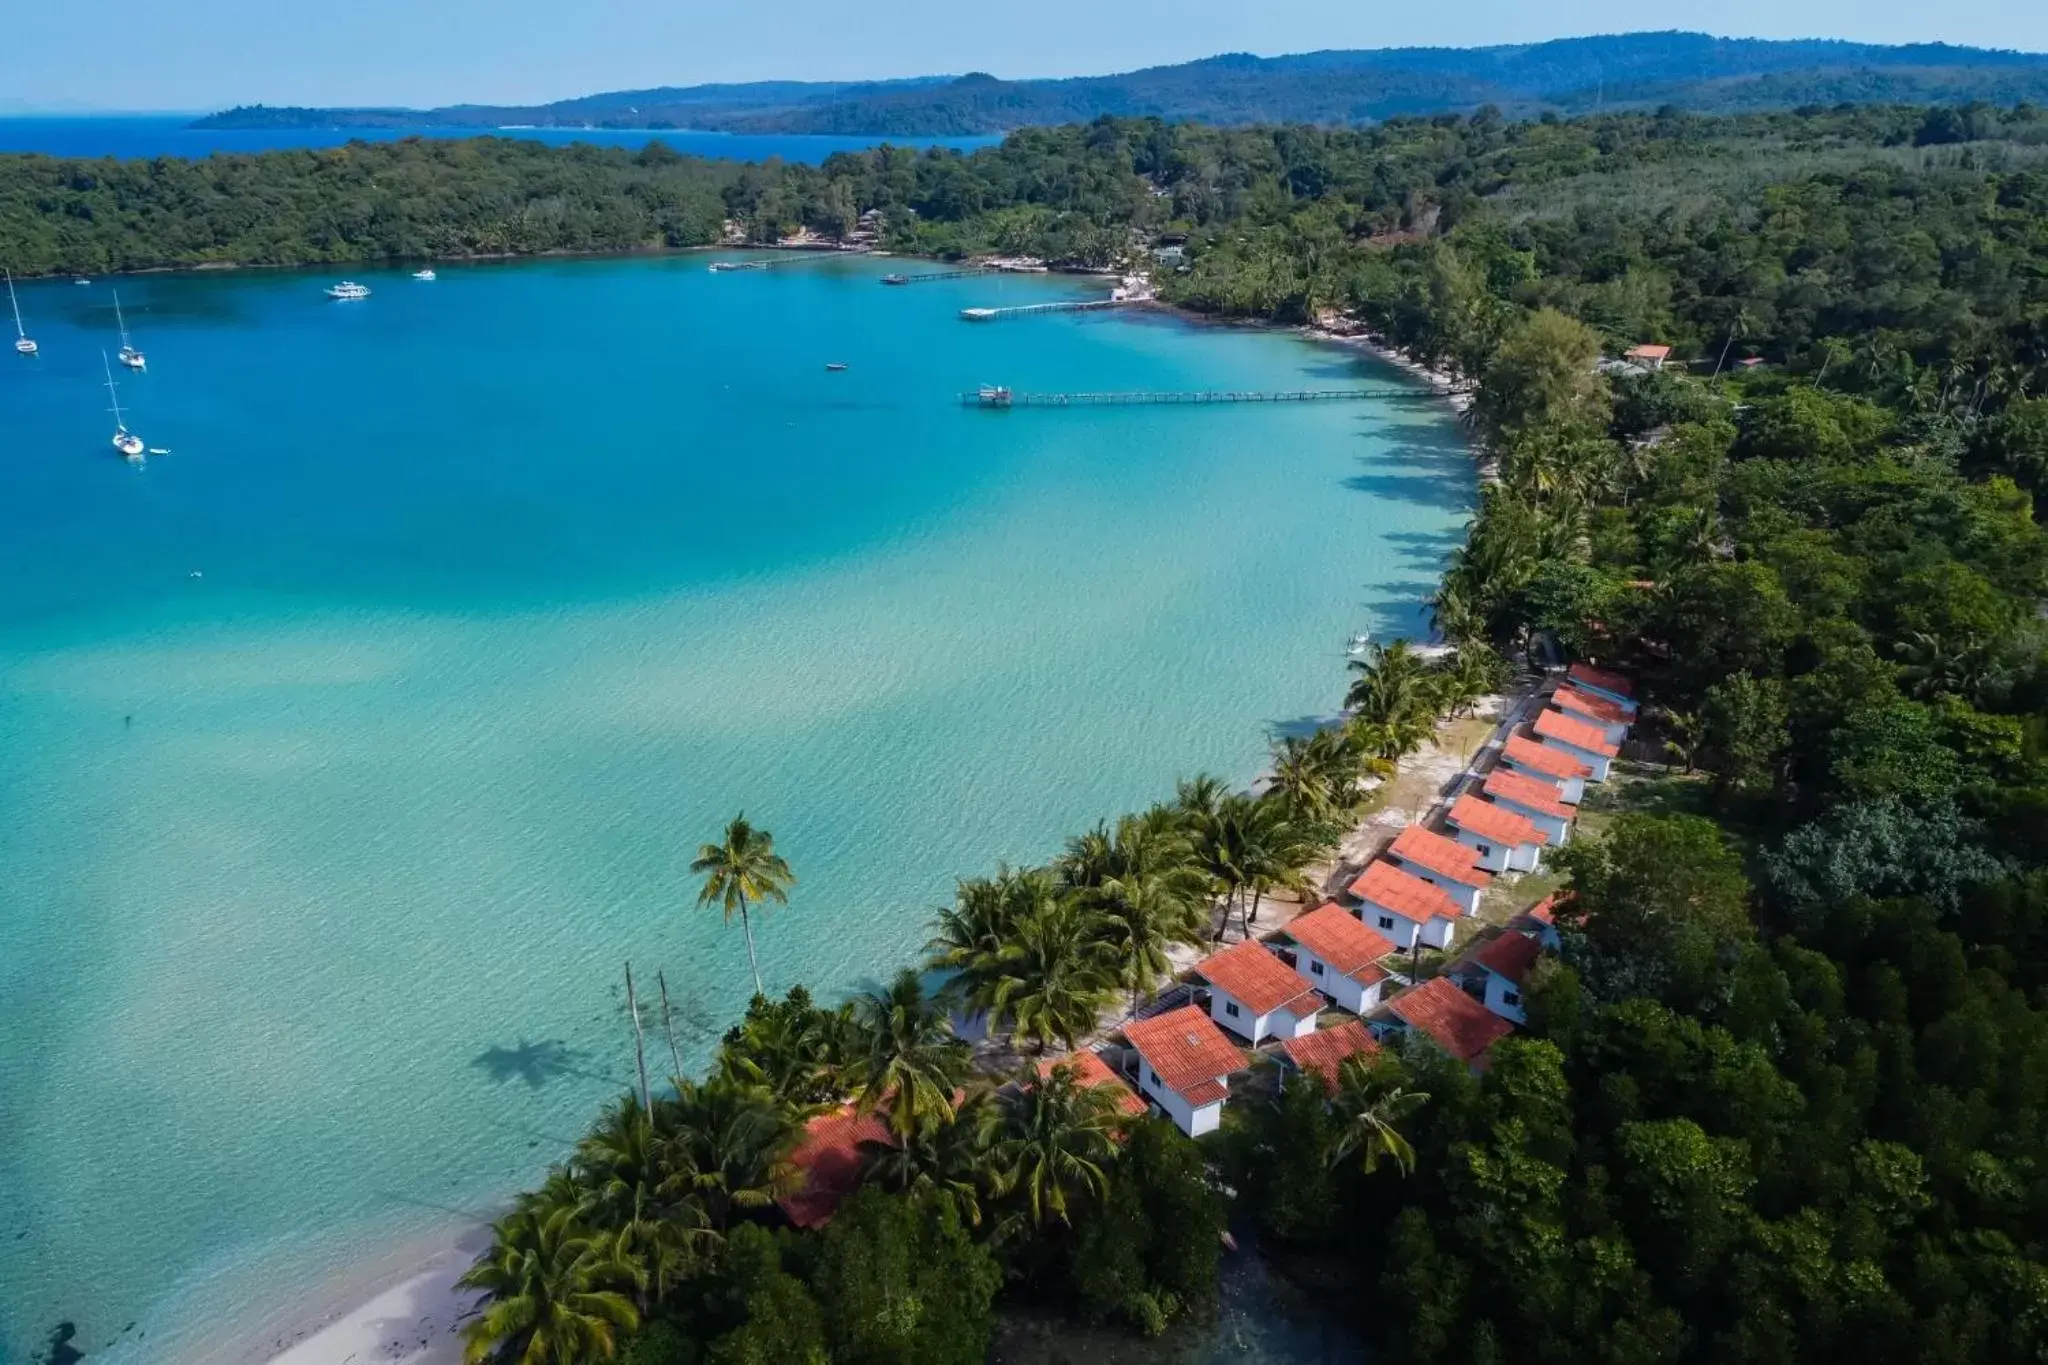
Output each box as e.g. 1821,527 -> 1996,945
6,0 -> 2046,113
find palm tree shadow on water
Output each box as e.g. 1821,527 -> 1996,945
471,1039 -> 604,1090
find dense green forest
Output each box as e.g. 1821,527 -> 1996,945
191,32 -> 2048,136
17,101 -> 2048,1363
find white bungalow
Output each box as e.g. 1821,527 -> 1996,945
1453,930 -> 1544,1025
1551,686 -> 1633,748
1279,1019 -> 1380,1091
1349,861 -> 1462,951
1502,734 -> 1591,805
1275,902 -> 1398,1013
1385,824 -> 1493,915
1566,662 -> 1639,716
1534,708 -> 1618,782
1447,792 -> 1548,872
1482,768 -> 1576,847
1192,939 -> 1321,1044
1513,896 -> 1563,951
1122,1005 -> 1246,1137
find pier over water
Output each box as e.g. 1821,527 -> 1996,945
963,386 -> 1427,408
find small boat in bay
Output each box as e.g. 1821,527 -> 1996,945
102,352 -> 145,461
412,268 -> 437,281
8,269 -> 36,356
114,289 -> 146,370
881,274 -> 909,285
825,362 -> 849,372
325,281 -> 371,301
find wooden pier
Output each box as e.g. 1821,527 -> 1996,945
962,387 -> 1421,408
881,268 -> 992,285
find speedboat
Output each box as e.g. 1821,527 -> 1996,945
325,281 -> 372,300
825,362 -> 849,372
412,269 -> 437,281
1347,633 -> 1372,654
881,273 -> 909,285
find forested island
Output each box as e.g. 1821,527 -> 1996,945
8,99 -> 2048,1364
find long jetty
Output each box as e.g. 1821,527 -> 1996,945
961,387 -> 1421,408
960,298 -> 1129,321
881,268 -> 992,285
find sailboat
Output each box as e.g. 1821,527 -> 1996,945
114,289 -> 146,370
103,352 -> 146,460
7,269 -> 35,356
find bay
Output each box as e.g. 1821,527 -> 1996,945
0,254 -> 1469,1363
0,115 -> 997,163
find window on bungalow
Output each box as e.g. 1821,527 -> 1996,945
1310,960 -> 1324,976
1224,1000 -> 1240,1018
1377,915 -> 1395,930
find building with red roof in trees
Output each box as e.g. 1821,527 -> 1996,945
1374,976 -> 1515,1068
1349,860 -> 1462,952
778,1104 -> 893,1229
1447,792 -> 1548,873
1502,733 -> 1591,804
1274,902 -> 1398,1013
1566,662 -> 1637,712
1452,930 -> 1545,1024
1551,686 -> 1633,746
1279,1018 -> 1380,1091
1192,939 -> 1322,1044
1623,343 -> 1671,371
1386,823 -> 1493,913
1037,1049 -> 1146,1117
1482,767 -> 1576,846
1122,1004 -> 1246,1136
1534,707 -> 1618,779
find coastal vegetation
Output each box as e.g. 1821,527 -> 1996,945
18,97 -> 2048,1362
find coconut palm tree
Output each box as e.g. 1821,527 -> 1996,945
1267,728 -> 1362,826
1345,640 -> 1430,726
929,865 -> 1060,1022
1327,1055 -> 1430,1177
979,1062 -> 1123,1234
715,987 -> 860,1110
1234,798 -> 1325,934
854,967 -> 970,1137
986,897 -> 1118,1053
575,1094 -> 714,1307
861,1091 -> 992,1227
691,814 -> 794,1000
459,1203 -> 642,1364
657,1076 -> 797,1231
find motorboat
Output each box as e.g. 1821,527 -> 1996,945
7,269 -> 35,355
412,268 -> 437,281
1347,633 -> 1372,654
825,362 -> 849,372
325,281 -> 372,300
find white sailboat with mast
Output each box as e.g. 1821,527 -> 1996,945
7,269 -> 35,356
103,352 -> 146,460
114,289 -> 146,370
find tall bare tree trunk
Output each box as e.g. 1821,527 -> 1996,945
657,970 -> 685,1082
624,962 -> 652,1115
739,900 -> 765,999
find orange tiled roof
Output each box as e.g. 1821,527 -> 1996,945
1504,733 -> 1592,780
1389,824 -> 1493,888
1567,662 -> 1635,698
1124,1005 -> 1244,1106
1280,1019 -> 1380,1090
1469,930 -> 1542,985
1535,708 -> 1620,758
1350,860 -> 1462,924
1282,903 -> 1397,984
779,1104 -> 893,1229
1448,793 -> 1547,848
1195,939 -> 1323,1018
1624,344 -> 1672,361
1521,895 -> 1558,925
1386,977 -> 1515,1063
1552,686 -> 1631,727
1483,767 -> 1574,821
1038,1050 -> 1146,1117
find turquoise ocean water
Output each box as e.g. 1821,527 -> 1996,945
0,256 -> 1469,1362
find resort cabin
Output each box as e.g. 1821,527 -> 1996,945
1122,1004 -> 1246,1137
1550,686 -> 1633,748
1037,1049 -> 1147,1118
1372,976 -> 1515,1071
1502,734 -> 1591,805
1513,896 -> 1563,951
779,1104 -> 894,1229
1192,939 -> 1322,1045
1349,860 -> 1462,952
1275,902 -> 1398,1014
1624,343 -> 1672,371
1386,823 -> 1493,915
1534,707 -> 1618,781
1481,768 -> 1576,847
1565,662 -> 1639,716
1278,1018 -> 1380,1092
1447,792 -> 1548,873
1452,930 -> 1544,1025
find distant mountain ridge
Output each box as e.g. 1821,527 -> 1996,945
195,32 -> 2048,137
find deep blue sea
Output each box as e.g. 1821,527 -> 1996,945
0,255 -> 1468,1363
0,114 -> 998,162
